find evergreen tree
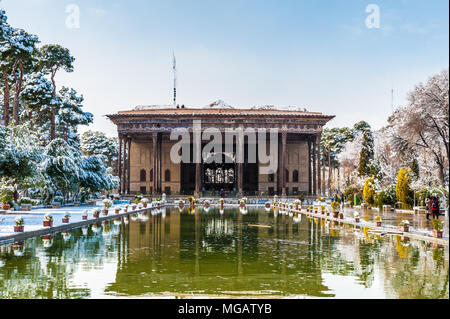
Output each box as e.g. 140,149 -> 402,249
358,128 -> 374,177
363,177 -> 376,205
396,168 -> 414,209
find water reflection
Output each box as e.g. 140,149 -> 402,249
0,208 -> 448,299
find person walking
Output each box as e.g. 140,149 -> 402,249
425,195 -> 431,221
431,196 -> 440,220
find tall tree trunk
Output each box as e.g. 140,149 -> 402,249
50,72 -> 56,140
2,70 -> 10,126
328,149 -> 331,194
12,60 -> 24,124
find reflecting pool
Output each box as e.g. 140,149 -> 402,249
0,208 -> 448,299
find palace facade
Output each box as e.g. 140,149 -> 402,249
107,102 -> 334,197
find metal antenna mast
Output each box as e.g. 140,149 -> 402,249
391,87 -> 394,113
173,52 -> 177,106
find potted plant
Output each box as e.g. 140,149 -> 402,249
141,198 -> 149,208
14,216 -> 24,232
314,206 -> 318,213
102,199 -> 112,215
432,219 -> 444,238
401,220 -> 410,232
52,196 -> 64,209
62,230 -> 71,241
82,225 -> 89,236
375,216 -> 382,227
123,204 -> 129,212
43,213 -> 53,227
331,202 -> 340,218
62,212 -> 70,223
320,205 -> 325,215
265,201 -> 271,211
82,210 -> 88,220
114,206 -> 121,214
339,212 -> 344,220
293,199 -> 301,211
0,186 -> 13,211
132,204 -> 137,211
92,208 -> 100,219
354,212 -> 360,223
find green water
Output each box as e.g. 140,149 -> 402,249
0,208 -> 448,299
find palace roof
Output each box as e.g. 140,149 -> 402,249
107,100 -> 335,120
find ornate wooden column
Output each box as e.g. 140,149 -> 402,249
308,139 -> 312,195
127,137 -> 131,194
281,131 -> 287,197
158,133 -> 162,193
312,137 -> 317,196
237,127 -> 244,196
122,135 -> 127,195
194,128 -> 202,197
153,132 -> 158,195
316,133 -> 322,196
118,135 -> 122,194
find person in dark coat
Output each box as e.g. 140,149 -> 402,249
431,196 -> 440,219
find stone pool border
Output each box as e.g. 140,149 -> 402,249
277,204 -> 449,247
0,205 -> 164,245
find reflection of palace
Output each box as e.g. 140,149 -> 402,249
107,103 -> 334,196
107,209 -> 331,297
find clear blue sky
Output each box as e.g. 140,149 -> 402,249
2,0 -> 449,136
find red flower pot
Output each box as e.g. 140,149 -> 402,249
14,225 -> 24,233
433,230 -> 443,238
93,213 -> 100,218
102,210 -> 109,216
333,212 -> 339,218
115,209 -> 120,214
143,203 -> 148,208
62,218 -> 69,224
124,209 -> 128,213
1,203 -> 11,210
82,215 -> 88,220
403,225 -> 409,232
43,220 -> 53,227
355,218 -> 360,223
339,215 -> 344,220
376,222 -> 382,227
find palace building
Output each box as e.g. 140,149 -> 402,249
107,101 -> 334,197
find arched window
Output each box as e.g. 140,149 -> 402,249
140,169 -> 146,182
285,169 -> 289,183
293,170 -> 299,183
150,169 -> 153,182
165,169 -> 171,182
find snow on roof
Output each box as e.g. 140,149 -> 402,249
133,100 -> 309,112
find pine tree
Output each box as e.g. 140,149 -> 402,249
358,128 -> 374,177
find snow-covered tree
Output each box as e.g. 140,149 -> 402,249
56,87 -> 93,146
358,127 -> 374,177
37,44 -> 75,140
389,70 -> 449,187
81,130 -> 118,170
41,138 -> 81,201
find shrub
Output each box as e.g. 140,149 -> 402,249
297,194 -> 305,201
432,219 -> 443,232
331,202 -> 340,212
376,184 -> 397,208
396,168 -> 414,209
363,177 -> 376,205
